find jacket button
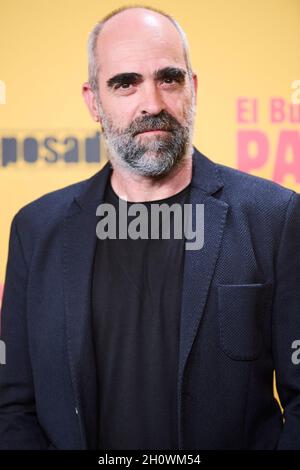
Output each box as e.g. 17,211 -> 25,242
75,407 -> 79,415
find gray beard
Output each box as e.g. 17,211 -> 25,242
97,99 -> 195,178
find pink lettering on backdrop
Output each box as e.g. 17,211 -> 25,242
273,131 -> 300,183
236,98 -> 258,123
270,98 -> 300,123
237,131 -> 268,172
236,97 -> 300,184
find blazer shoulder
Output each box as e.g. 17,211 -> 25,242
216,162 -> 296,207
13,170 -> 100,231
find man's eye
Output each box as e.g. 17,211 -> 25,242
115,82 -> 132,90
162,77 -> 181,86
163,78 -> 175,84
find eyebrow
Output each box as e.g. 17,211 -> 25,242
155,67 -> 187,82
106,66 -> 187,89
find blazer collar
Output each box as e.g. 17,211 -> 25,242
74,146 -> 224,213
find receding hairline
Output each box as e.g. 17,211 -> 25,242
88,4 -> 193,92
97,5 -> 183,42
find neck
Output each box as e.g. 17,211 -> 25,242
109,151 -> 193,202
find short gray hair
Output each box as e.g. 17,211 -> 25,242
87,5 -> 193,94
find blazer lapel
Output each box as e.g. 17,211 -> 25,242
62,161 -> 112,449
62,147 -> 228,450
177,148 -> 229,449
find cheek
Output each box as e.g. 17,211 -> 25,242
164,89 -> 193,122
167,99 -> 191,124
100,96 -> 136,128
180,94 -> 194,122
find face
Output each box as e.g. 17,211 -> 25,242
83,10 -> 198,177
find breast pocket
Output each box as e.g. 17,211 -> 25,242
218,283 -> 273,360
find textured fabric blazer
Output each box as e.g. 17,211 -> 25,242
1,146 -> 300,449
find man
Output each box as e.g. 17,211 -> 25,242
0,5 -> 300,450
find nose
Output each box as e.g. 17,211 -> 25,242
139,82 -> 165,116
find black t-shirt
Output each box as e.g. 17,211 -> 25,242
92,177 -> 191,450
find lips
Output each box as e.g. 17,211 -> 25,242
135,128 -> 171,136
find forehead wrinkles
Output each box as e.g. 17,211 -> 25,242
99,41 -> 185,75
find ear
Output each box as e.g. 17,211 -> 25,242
192,72 -> 198,100
82,82 -> 101,123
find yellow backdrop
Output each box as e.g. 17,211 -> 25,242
0,0 -> 300,404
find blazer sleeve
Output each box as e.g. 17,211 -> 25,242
0,213 -> 55,449
273,191 -> 300,449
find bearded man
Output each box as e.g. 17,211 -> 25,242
1,5 -> 300,450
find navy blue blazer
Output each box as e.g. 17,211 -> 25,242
1,147 -> 300,449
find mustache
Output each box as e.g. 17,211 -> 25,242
125,111 -> 182,137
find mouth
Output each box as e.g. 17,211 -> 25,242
135,129 -> 171,136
